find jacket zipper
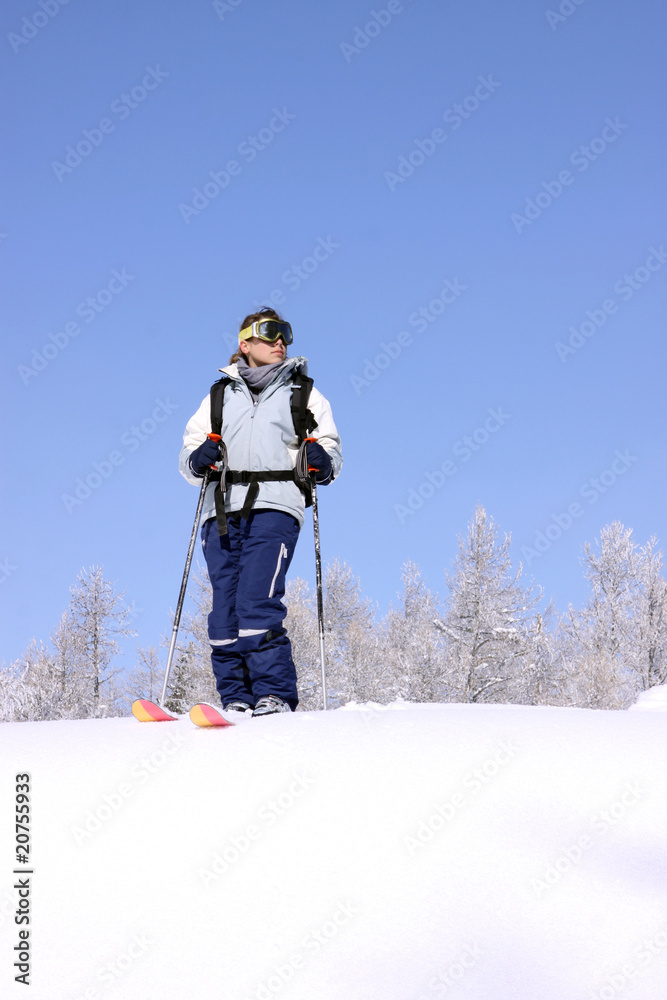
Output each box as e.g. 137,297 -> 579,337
244,366 -> 290,470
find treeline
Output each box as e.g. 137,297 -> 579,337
0,566 -> 138,721
1,507 -> 665,721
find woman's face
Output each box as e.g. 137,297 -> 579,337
240,335 -> 287,367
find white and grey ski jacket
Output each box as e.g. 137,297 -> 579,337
179,357 -> 342,529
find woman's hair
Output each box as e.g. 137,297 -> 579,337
228,306 -> 286,365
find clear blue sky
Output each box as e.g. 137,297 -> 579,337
2,0 -> 666,668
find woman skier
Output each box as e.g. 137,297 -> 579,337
179,308 -> 342,716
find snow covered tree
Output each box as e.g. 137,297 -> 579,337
563,522 -> 637,707
2,609 -> 101,722
563,522 -> 667,706
634,535 -> 667,690
1,613 -> 90,722
47,609 -> 90,715
283,577 -> 320,710
436,505 -> 546,703
2,567 -> 137,721
515,610 -> 565,706
321,559 -> 379,706
381,561 -> 447,702
66,566 -> 136,716
0,662 -> 18,720
0,643 -> 50,721
0,663 -> 12,719
178,565 -> 212,655
163,643 -> 212,714
7,635 -> 66,721
123,646 -> 164,708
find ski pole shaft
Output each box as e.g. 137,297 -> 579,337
159,438 -> 220,708
310,478 -> 328,710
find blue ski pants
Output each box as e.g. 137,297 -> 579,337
201,510 -> 300,709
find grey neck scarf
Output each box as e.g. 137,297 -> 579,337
236,355 -> 286,397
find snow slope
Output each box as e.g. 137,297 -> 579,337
1,700 -> 666,1000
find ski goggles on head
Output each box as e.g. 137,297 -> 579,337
238,319 -> 293,345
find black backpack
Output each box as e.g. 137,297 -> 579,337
208,370 -> 317,535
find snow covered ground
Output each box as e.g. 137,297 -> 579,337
1,696 -> 666,1000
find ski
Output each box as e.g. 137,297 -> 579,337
132,698 -> 245,727
189,703 -> 238,728
131,699 -> 179,722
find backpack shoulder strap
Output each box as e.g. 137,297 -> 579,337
290,371 -> 317,443
208,376 -> 232,537
209,375 -> 232,436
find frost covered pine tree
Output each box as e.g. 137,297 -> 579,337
563,521 -> 637,708
563,522 -> 667,707
8,630 -> 70,721
321,559 -> 378,706
2,566 -> 135,721
2,611 -> 99,721
0,641 -> 54,722
436,505 -> 546,703
123,646 -> 164,708
381,561 -> 447,703
64,565 -> 137,717
520,609 -> 563,706
0,606 -> 98,721
163,643 -> 206,714
634,535 -> 667,690
0,661 -> 18,720
283,577 -> 320,710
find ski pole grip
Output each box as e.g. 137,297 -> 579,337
207,432 -> 222,470
304,436 -> 319,473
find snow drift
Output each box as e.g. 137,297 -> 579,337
1,699 -> 666,999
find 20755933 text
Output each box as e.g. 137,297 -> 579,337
14,772 -> 32,985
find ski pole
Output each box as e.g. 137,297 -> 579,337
159,435 -> 221,708
310,477 -> 328,711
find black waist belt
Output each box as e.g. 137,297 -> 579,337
226,470 -> 297,486
213,468 -> 305,536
